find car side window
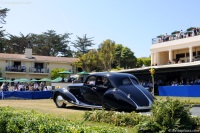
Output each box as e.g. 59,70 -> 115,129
96,76 -> 110,88
85,76 -> 96,85
102,77 -> 110,87
96,76 -> 103,86
122,78 -> 132,85
130,78 -> 139,85
122,78 -> 139,85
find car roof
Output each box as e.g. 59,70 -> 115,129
90,72 -> 136,78
89,72 -> 138,87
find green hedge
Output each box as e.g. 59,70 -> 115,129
84,110 -> 150,127
0,107 -> 127,133
84,98 -> 200,132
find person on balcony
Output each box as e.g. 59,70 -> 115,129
194,28 -> 197,36
180,30 -> 184,38
197,27 -> 200,35
18,65 -> 21,72
21,65 -> 26,72
37,65 -> 41,73
165,33 -> 169,41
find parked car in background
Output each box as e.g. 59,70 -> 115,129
53,72 -> 155,112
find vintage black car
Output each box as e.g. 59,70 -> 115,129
53,72 -> 155,111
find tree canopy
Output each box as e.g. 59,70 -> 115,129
72,34 -> 95,55
0,8 -> 9,24
0,8 -> 9,53
2,30 -> 73,56
98,39 -> 116,71
0,7 -> 150,72
74,39 -> 138,72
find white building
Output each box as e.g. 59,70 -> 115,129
150,31 -> 200,65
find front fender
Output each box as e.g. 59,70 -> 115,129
102,88 -> 137,111
53,88 -> 79,104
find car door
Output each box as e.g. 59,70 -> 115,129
81,75 -> 102,105
95,76 -> 111,99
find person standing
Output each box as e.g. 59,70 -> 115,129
180,30 -> 184,38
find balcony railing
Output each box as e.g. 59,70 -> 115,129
5,66 -> 26,72
152,31 -> 200,44
29,67 -> 49,73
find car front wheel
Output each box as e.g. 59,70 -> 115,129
55,94 -> 66,108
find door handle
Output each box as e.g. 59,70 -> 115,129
92,87 -> 97,90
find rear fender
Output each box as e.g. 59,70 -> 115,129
102,89 -> 137,111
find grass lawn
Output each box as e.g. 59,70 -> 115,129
0,96 -> 199,133
156,96 -> 200,104
0,97 -> 200,119
0,99 -> 87,121
0,99 -> 135,132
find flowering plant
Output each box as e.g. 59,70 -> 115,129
149,68 -> 155,76
56,86 -> 61,89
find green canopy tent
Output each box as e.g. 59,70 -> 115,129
187,27 -> 196,31
14,78 -> 30,83
157,34 -> 163,38
77,71 -> 89,75
58,70 -> 72,82
4,79 -> 13,82
0,79 -> 6,82
77,71 -> 90,82
39,78 -> 52,82
19,78 -> 30,82
51,77 -> 62,82
30,78 -> 39,82
171,30 -> 180,35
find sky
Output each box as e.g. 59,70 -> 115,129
1,0 -> 200,57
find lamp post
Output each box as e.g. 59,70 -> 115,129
149,68 -> 155,96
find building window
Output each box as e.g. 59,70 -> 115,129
35,63 -> 43,73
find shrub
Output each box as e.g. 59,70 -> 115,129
84,98 -> 200,132
84,110 -> 150,127
0,107 -> 127,133
136,98 -> 198,132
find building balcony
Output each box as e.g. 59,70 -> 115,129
29,67 -> 49,74
151,34 -> 200,52
5,66 -> 49,75
5,66 -> 26,74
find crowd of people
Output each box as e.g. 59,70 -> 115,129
140,75 -> 200,88
0,81 -> 51,92
138,75 -> 200,95
153,27 -> 200,44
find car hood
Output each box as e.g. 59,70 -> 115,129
117,84 -> 154,107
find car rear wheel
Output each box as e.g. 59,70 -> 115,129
55,94 -> 66,108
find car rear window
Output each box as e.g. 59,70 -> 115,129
130,78 -> 139,85
122,78 -> 139,85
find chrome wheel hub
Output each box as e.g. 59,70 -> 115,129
56,95 -> 64,106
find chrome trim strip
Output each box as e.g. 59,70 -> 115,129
62,88 -> 102,109
129,77 -> 153,107
64,100 -> 102,109
118,89 -> 139,108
